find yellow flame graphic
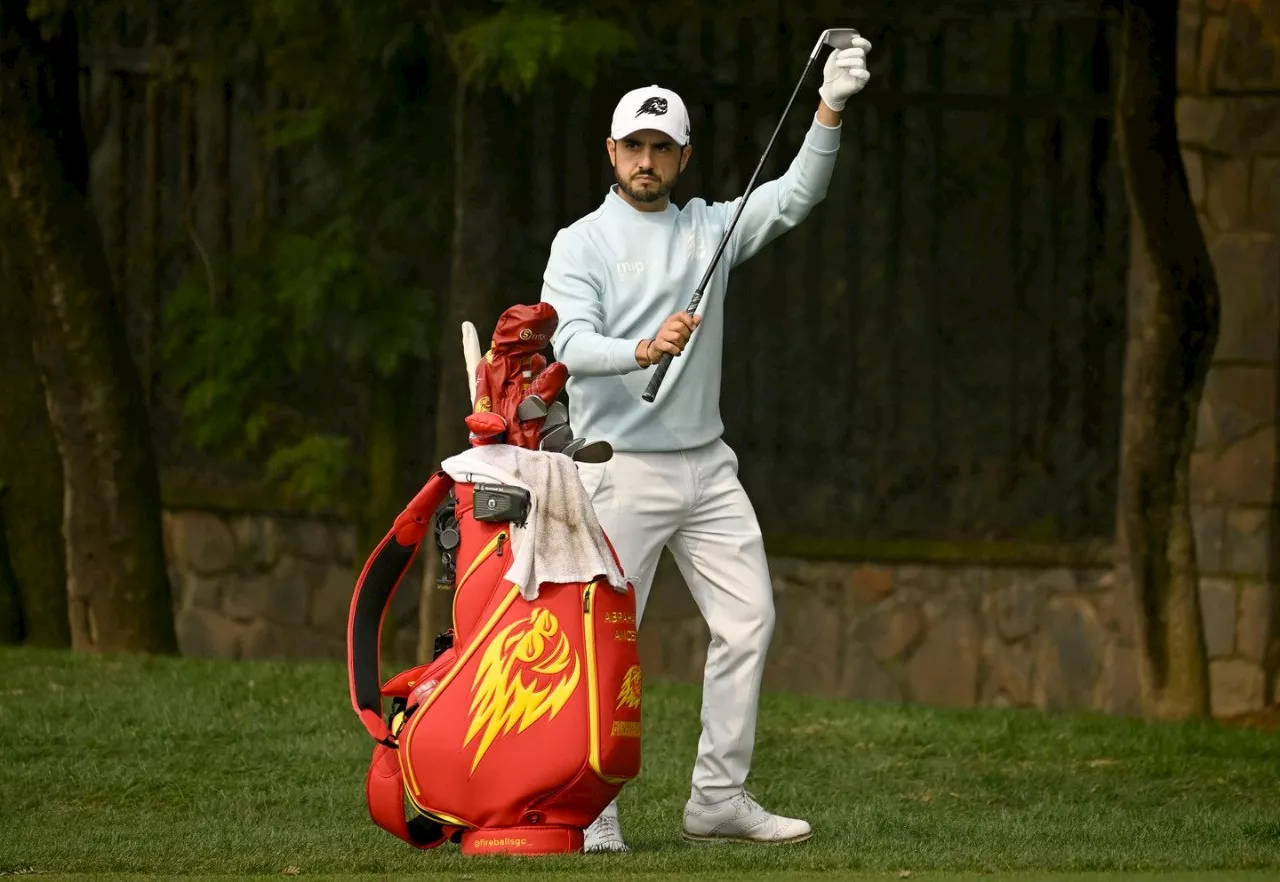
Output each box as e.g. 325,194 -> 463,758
616,664 -> 642,711
464,608 -> 580,774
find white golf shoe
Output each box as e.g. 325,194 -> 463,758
681,790 -> 812,844
583,800 -> 629,853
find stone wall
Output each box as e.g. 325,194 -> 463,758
640,552 -> 1142,716
162,508 -> 421,664
160,499 -> 1270,719
1176,0 -> 1280,715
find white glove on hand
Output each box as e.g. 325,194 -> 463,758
818,37 -> 872,112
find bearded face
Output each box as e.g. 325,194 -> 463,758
607,131 -> 690,207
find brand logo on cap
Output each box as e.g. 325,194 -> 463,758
636,96 -> 668,116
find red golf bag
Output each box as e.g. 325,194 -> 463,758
346,303 -> 642,856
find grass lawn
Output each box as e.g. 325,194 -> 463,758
1,646 -> 1278,881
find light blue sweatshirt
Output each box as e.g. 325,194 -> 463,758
539,113 -> 842,453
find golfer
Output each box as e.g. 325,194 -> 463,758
539,37 -> 871,851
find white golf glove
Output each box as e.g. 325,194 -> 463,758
818,37 -> 872,112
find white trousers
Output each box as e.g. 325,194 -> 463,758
576,437 -> 776,805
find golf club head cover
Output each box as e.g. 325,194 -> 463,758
469,303 -> 566,450
464,411 -> 507,446
347,471 -> 643,857
525,360 -> 569,412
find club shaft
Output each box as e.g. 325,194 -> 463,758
641,51 -> 822,404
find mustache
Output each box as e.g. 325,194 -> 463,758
632,168 -> 658,178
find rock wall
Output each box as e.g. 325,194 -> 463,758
641,548 -> 1265,719
640,552 -> 1142,715
161,502 -> 1272,718
163,509 -> 417,664
1176,0 -> 1280,715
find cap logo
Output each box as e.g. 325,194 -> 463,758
636,96 -> 668,116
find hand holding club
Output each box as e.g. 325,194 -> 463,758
818,34 -> 872,111
639,311 -> 701,367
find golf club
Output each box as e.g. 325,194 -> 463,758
543,401 -> 569,429
641,27 -> 861,404
539,421 -> 574,452
516,395 -> 550,422
562,437 -> 614,464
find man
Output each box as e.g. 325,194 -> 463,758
538,36 -> 871,851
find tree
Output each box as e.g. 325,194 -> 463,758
160,0 -> 452,574
0,1 -> 178,653
0,493 -> 22,643
0,218 -> 69,647
1113,0 -> 1220,720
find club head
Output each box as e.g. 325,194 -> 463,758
824,28 -> 860,48
559,437 -> 592,459
811,27 -> 861,59
570,439 -> 614,464
544,401 -> 569,429
516,396 -> 550,422
539,422 -> 573,452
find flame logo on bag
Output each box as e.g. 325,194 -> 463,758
616,664 -> 642,711
464,609 -> 581,774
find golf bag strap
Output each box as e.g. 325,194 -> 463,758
347,470 -> 455,745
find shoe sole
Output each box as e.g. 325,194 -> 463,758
680,829 -> 813,845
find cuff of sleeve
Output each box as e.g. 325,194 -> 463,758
805,113 -> 842,154
610,337 -> 647,374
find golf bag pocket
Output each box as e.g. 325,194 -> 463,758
396,571 -> 643,836
583,579 -> 643,784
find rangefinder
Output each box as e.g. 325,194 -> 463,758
472,483 -> 532,526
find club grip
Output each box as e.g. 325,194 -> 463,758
640,352 -> 675,403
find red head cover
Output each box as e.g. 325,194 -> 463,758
467,303 -> 568,450
490,302 -> 558,355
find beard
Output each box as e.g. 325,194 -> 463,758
615,163 -> 679,203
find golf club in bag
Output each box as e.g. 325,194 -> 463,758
641,27 -> 862,404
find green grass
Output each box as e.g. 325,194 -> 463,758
1,646 -> 1278,881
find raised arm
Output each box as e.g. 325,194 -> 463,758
723,38 -> 871,267
721,107 -> 841,268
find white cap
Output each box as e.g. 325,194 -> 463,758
610,85 -> 691,146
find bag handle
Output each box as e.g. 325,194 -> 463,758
347,470 -> 455,745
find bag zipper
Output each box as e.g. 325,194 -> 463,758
454,529 -> 509,592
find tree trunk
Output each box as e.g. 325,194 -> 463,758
0,488 -> 23,643
358,358 -> 432,665
416,78 -> 522,662
359,361 -> 425,562
1113,0 -> 1218,720
0,6 -> 178,654
0,219 -> 70,648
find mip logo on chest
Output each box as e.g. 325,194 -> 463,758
616,260 -> 646,279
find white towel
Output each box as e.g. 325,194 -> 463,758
439,445 -> 630,601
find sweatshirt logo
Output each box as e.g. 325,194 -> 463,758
684,230 -> 706,260
616,260 -> 646,278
